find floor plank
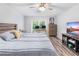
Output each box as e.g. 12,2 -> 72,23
50,37 -> 79,56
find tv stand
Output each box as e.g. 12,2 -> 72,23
62,33 -> 79,52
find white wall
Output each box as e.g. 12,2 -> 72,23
24,16 -> 32,32
0,5 -> 24,30
57,4 -> 79,39
24,16 -> 53,33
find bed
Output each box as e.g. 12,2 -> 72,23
0,23 -> 57,56
15,32 -> 49,42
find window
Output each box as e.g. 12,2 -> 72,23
32,20 -> 46,32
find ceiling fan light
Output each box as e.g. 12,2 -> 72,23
38,7 -> 45,11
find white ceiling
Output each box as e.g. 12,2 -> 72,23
2,3 -> 77,16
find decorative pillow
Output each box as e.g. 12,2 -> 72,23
11,30 -> 22,39
0,32 -> 15,41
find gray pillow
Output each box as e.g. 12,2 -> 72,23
0,37 -> 5,42
0,32 -> 15,41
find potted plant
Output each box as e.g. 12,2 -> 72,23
40,21 -> 46,29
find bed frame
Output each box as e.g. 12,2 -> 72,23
0,23 -> 17,33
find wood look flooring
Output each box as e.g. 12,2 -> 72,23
50,37 -> 79,56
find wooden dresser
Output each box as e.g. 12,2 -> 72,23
48,23 -> 57,37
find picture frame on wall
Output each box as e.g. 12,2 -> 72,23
49,17 -> 55,24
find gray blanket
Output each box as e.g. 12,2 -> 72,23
0,49 -> 57,56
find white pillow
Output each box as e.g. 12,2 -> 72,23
0,32 -> 15,41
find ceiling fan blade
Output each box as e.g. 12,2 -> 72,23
49,4 -> 64,10
29,4 -> 38,8
6,3 -> 35,6
29,6 -> 35,8
48,7 -> 53,10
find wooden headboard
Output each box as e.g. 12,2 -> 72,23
0,23 -> 17,33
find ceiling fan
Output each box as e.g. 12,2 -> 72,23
29,3 -> 54,12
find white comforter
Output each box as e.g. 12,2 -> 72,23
10,32 -> 49,41
22,32 -> 47,37
0,41 -> 54,50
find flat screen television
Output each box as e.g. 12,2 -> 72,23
67,22 -> 79,35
